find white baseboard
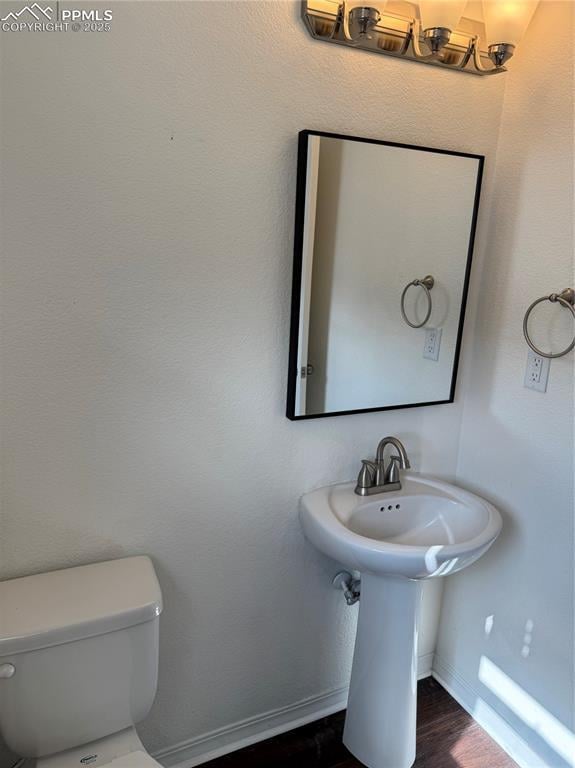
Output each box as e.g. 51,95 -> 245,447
155,655 -> 432,768
417,651 -> 434,680
153,685 -> 348,768
432,655 -> 549,768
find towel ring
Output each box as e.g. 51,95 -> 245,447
523,288 -> 575,359
400,275 -> 434,328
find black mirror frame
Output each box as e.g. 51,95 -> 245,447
286,129 -> 484,421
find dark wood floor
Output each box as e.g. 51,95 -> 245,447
202,678 -> 517,768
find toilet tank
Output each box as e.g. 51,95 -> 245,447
0,556 -> 163,759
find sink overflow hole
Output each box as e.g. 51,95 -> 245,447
381,504 -> 401,511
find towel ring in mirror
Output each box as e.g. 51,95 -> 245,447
523,288 -> 575,359
400,275 -> 435,328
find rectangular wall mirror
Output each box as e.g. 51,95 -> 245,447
286,130 -> 484,420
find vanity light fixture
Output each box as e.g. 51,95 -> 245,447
301,0 -> 540,76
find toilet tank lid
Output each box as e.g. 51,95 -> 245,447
0,556 -> 163,656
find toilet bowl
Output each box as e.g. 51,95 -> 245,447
0,556 -> 163,768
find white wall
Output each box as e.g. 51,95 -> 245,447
436,3 -> 575,767
0,1 -> 507,764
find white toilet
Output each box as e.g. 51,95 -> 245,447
0,556 -> 163,767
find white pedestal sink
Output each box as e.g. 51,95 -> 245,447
300,473 -> 502,768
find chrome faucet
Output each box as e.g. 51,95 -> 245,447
354,436 -> 411,496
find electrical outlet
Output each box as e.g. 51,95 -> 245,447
524,349 -> 550,392
423,327 -> 442,361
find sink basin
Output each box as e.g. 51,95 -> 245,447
300,473 -> 502,579
300,472 -> 502,768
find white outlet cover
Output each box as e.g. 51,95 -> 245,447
524,349 -> 550,392
423,328 -> 442,361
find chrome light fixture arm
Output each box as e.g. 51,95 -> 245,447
471,36 -> 509,75
407,18 -> 437,61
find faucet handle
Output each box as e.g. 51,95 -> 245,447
355,460 -> 377,495
384,455 -> 402,484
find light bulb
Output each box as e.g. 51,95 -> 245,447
483,0 -> 539,46
418,0 -> 468,32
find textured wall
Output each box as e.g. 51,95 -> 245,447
437,3 -> 574,766
0,0 -> 505,760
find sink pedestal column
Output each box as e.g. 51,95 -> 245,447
343,574 -> 423,768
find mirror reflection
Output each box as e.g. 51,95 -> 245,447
287,131 -> 483,419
